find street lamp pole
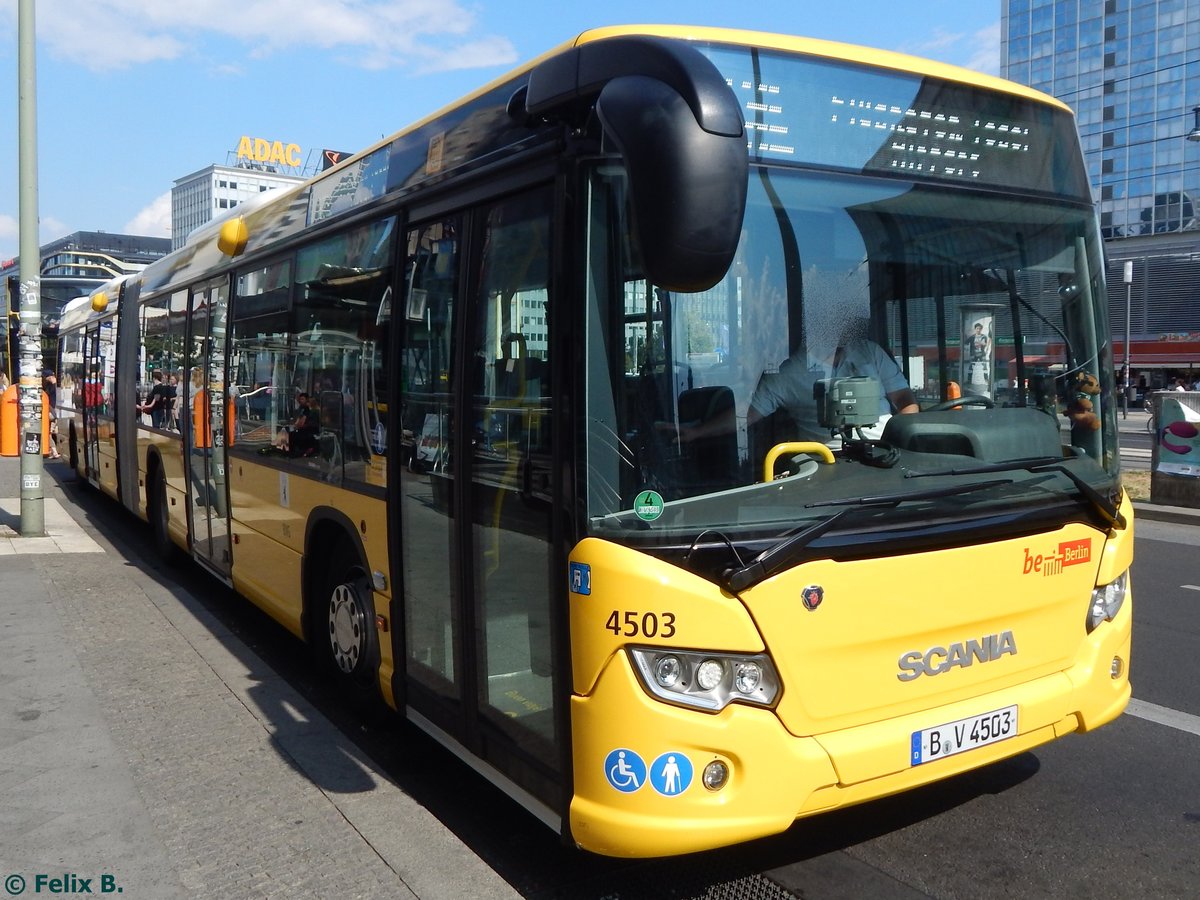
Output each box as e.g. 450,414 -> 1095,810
17,0 -> 44,537
1122,260 -> 1133,419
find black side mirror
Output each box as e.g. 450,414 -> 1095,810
595,75 -> 747,293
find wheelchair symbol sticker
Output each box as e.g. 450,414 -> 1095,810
569,562 -> 591,595
649,752 -> 694,796
604,748 -> 646,793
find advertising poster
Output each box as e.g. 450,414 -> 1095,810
1154,397 -> 1200,477
959,307 -> 996,400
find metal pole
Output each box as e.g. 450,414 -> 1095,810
1122,260 -> 1133,420
17,0 -> 44,536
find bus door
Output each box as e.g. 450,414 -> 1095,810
398,186 -> 561,813
81,321 -> 103,484
184,277 -> 232,577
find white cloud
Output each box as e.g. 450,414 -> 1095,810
965,21 -> 1001,77
900,20 -> 1001,76
124,193 -> 173,239
31,1 -> 517,73
40,215 -> 68,240
0,214 -> 72,265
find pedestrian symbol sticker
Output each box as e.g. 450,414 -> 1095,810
649,752 -> 693,796
604,748 -> 646,793
634,490 -> 664,522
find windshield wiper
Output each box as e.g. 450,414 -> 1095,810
721,479 -> 1012,593
906,456 -> 1125,530
804,478 -> 1014,509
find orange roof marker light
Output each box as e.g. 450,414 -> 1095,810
218,216 -> 249,257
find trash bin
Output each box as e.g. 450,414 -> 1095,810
1149,390 -> 1200,507
0,384 -> 51,458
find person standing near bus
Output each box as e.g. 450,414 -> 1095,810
43,370 -> 61,459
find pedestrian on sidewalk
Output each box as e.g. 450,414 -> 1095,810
43,370 -> 61,459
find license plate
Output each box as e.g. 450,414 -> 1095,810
910,704 -> 1017,766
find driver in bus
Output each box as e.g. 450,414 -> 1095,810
671,331 -> 917,447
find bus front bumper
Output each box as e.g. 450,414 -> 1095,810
568,601 -> 1131,858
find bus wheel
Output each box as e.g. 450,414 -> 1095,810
149,466 -> 182,565
318,544 -> 380,699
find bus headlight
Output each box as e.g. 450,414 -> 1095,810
696,659 -> 724,691
629,647 -> 780,712
1087,570 -> 1128,633
654,655 -> 683,689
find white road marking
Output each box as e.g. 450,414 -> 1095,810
1125,698 -> 1200,738
1181,585 -> 1200,592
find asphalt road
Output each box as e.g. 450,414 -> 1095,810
48,465 -> 1200,899
757,515 -> 1200,900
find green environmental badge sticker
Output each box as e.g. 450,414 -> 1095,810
635,490 -> 664,522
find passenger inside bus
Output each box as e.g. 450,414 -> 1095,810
270,392 -> 320,456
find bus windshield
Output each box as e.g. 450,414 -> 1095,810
583,163 -> 1117,538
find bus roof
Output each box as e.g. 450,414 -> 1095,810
136,24 -> 1073,295
58,294 -> 107,333
310,24 -> 1071,196
571,26 -> 1070,112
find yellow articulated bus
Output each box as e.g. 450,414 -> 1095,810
56,25 -> 1132,858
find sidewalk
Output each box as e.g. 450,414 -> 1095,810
0,454 -> 519,900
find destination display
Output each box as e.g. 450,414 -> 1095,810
702,45 -> 1092,201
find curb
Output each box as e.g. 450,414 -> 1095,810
1132,501 -> 1200,526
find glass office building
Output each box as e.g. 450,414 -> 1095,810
1002,0 -> 1200,380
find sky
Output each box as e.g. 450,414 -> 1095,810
0,0 -> 1002,266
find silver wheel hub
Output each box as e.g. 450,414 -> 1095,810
328,584 -> 364,674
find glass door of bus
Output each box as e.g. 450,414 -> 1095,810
398,187 -> 561,810
185,277 -> 232,576
81,321 -> 103,483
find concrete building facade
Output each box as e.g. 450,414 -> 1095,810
171,165 -> 305,251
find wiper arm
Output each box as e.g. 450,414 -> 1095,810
721,479 -> 1011,593
804,478 -> 1013,509
906,456 -> 1126,529
722,508 -> 853,593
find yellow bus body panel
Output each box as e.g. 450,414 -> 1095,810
95,421 -> 120,499
568,499 -> 1132,857
227,458 -> 396,707
136,436 -> 397,709
569,538 -> 766,697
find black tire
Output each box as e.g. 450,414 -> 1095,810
315,541 -> 381,702
148,465 -> 183,565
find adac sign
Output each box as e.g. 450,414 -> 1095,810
236,136 -> 302,168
